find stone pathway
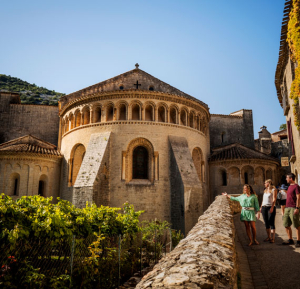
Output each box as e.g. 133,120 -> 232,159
234,208 -> 300,289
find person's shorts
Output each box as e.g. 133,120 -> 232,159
283,207 -> 300,228
280,199 -> 287,206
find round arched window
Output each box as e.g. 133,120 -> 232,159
119,85 -> 124,90
149,86 -> 154,91
132,146 -> 148,179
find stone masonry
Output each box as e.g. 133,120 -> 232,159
169,135 -> 203,234
136,195 -> 237,289
72,132 -> 111,208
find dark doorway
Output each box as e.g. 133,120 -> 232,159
132,146 -> 148,179
38,180 -> 45,196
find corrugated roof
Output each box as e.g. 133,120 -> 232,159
209,143 -> 279,163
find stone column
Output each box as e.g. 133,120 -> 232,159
154,152 -> 159,181
122,152 -> 126,180
90,108 -> 93,124
68,158 -> 73,186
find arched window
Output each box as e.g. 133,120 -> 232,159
70,144 -> 86,186
119,104 -> 127,120
132,146 -> 148,179
65,117 -> 69,133
69,114 -> 74,129
145,105 -> 154,121
222,171 -> 227,186
82,108 -> 90,125
132,104 -> 140,120
107,105 -> 114,121
93,106 -> 101,123
189,113 -> 194,128
10,173 -> 20,196
244,172 -> 248,185
75,111 -> 81,127
266,169 -> 272,180
149,86 -> 154,91
180,110 -> 187,126
170,107 -> 177,124
119,85 -> 124,90
221,132 -> 225,143
38,180 -> 45,196
158,106 -> 166,122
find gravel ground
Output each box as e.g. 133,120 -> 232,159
235,207 -> 300,289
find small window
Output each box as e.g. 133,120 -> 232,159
132,146 -> 148,179
222,171 -> 227,186
149,86 -> 154,91
38,180 -> 45,196
244,172 -> 248,184
119,85 -> 124,90
13,178 -> 19,196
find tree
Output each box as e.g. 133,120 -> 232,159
280,123 -> 287,130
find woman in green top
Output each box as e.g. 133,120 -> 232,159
223,184 -> 260,246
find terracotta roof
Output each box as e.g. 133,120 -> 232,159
275,0 -> 293,106
60,67 -> 209,110
209,143 -> 279,163
0,135 -> 62,156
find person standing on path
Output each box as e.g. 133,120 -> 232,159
260,179 -> 277,243
282,173 -> 300,248
222,185 -> 260,246
278,184 -> 288,216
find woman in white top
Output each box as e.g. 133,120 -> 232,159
260,179 -> 277,243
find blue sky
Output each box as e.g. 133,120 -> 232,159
0,0 -> 286,135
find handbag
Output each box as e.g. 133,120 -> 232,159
277,191 -> 282,200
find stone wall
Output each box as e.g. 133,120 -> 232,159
136,196 -> 237,289
0,155 -> 61,201
0,92 -> 59,146
210,110 -> 254,149
169,135 -> 203,235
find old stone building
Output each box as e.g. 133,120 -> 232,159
275,0 -> 300,184
0,135 -> 62,199
0,63 -> 285,234
209,111 -> 280,199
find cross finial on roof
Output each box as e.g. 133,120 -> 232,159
135,63 -> 139,69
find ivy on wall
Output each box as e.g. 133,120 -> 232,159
287,0 -> 300,130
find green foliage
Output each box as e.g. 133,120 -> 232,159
0,74 -> 65,106
287,0 -> 300,130
0,195 -> 183,288
279,123 -> 287,130
0,195 -> 143,246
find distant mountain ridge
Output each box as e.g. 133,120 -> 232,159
0,74 -> 65,106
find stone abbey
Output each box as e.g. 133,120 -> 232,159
0,64 -> 286,234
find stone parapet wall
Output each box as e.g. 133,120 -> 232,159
136,196 -> 237,289
228,194 -> 242,214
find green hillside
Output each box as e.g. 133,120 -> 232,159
0,74 -> 65,106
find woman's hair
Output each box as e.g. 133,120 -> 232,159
264,179 -> 275,192
243,184 -> 256,195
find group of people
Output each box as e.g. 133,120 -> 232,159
222,173 -> 300,247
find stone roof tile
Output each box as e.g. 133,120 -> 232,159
209,143 -> 279,163
0,135 -> 62,156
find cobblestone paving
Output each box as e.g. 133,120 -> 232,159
234,208 -> 300,289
